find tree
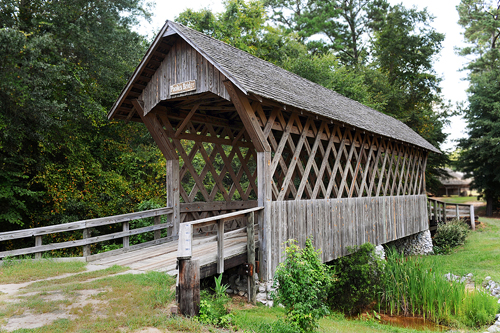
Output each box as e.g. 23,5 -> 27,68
457,0 -> 500,216
0,0 -> 165,232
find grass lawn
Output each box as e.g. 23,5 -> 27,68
419,216 -> 500,283
2,217 -> 499,332
232,305 -> 441,333
0,259 -> 87,284
434,195 -> 483,205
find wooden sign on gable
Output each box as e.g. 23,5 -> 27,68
170,80 -> 196,95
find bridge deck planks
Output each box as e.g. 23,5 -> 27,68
90,234 -> 252,275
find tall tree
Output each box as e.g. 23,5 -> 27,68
457,0 -> 500,215
0,0 -> 165,232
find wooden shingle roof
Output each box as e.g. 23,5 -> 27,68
110,20 -> 441,154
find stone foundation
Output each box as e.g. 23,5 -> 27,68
385,229 -> 433,256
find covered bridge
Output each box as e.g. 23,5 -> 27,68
108,20 -> 440,281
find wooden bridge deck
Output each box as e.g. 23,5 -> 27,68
90,233 -> 252,277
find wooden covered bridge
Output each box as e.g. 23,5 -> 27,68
1,21 -> 453,284
106,20 -> 439,281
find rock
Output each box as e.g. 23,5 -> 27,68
244,292 -> 248,297
374,245 -> 385,260
495,314 -> 500,321
266,301 -> 273,307
483,276 -> 492,287
238,290 -> 245,297
258,285 -> 266,293
226,289 -> 234,294
488,325 -> 500,333
254,273 -> 259,281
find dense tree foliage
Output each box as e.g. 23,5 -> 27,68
177,0 -> 449,193
0,0 -> 165,234
457,0 -> 500,215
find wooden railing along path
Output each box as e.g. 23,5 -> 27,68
427,198 -> 475,231
0,207 -> 175,260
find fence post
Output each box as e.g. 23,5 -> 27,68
456,205 -> 460,220
178,258 -> 200,317
217,219 -> 225,274
34,236 -> 42,259
443,202 -> 447,223
470,204 -> 475,231
123,222 -> 129,248
177,222 -> 199,317
83,228 -> 91,257
154,215 -> 161,240
247,212 -> 256,304
433,200 -> 438,223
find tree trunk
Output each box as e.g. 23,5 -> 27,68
486,196 -> 493,217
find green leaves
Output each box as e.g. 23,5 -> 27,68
273,238 -> 333,332
457,0 -> 500,215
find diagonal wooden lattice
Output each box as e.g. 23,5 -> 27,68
253,105 -> 427,200
155,112 -> 257,222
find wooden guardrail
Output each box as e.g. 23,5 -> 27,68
427,198 -> 475,231
0,207 -> 174,259
177,206 -> 263,316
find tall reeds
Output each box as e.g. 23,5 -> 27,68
380,248 -> 498,327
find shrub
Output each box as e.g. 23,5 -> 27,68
328,243 -> 384,315
273,237 -> 333,332
433,219 -> 470,250
197,274 -> 233,328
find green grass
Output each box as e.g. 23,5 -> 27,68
435,195 -> 482,205
25,265 -> 128,290
232,305 -> 438,333
0,259 -> 86,283
381,248 -> 498,328
419,217 -> 500,282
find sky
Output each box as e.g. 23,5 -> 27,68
138,0 -> 470,152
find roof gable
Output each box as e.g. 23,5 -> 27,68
109,20 -> 440,154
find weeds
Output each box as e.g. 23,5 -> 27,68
380,247 -> 498,327
197,274 -> 233,328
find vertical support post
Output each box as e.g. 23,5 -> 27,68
34,236 -> 42,259
428,199 -> 432,226
433,200 -> 438,223
443,203 -> 447,223
83,228 -> 91,257
123,222 -> 129,248
470,204 -> 475,231
217,219 -> 225,274
178,258 -> 200,317
257,151 -> 272,281
247,212 -> 256,304
456,204 -> 460,220
154,215 -> 161,240
167,159 -> 180,236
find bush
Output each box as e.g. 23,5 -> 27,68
328,243 -> 384,315
433,219 -> 470,250
197,274 -> 233,328
273,237 -> 333,332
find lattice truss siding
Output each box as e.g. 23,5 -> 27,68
253,105 -> 427,201
149,94 -> 426,218
150,105 -> 258,223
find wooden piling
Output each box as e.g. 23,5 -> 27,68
178,258 -> 200,317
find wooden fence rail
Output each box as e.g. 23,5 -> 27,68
427,198 -> 475,231
177,206 -> 263,274
0,207 -> 174,259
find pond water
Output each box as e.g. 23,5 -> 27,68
377,313 -> 448,331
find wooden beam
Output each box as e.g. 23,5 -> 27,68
175,103 -> 200,137
133,100 -> 177,161
223,81 -> 271,152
